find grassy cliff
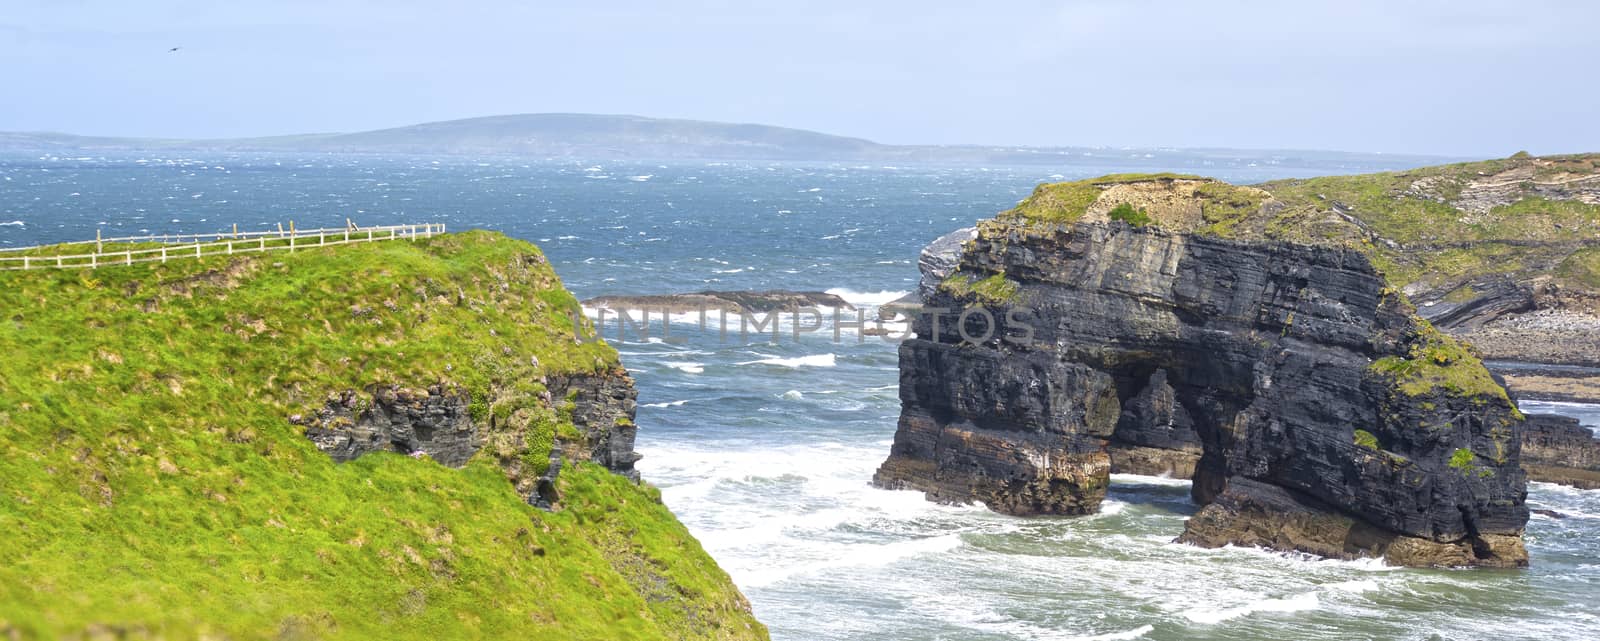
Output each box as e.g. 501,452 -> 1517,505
1001,154 -> 1600,300
990,156 -> 1600,403
0,232 -> 766,640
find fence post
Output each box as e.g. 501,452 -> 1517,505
126,251 -> 132,266
195,243 -> 202,258
22,256 -> 29,270
161,247 -> 167,263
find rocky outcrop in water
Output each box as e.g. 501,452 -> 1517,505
583,290 -> 853,314
876,175 -> 1532,567
1520,413 -> 1600,489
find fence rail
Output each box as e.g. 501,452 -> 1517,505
0,223 -> 446,271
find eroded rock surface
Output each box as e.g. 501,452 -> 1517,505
1520,413 -> 1600,489
877,192 -> 1531,566
1106,369 -> 1202,478
299,386 -> 479,466
297,368 -> 640,502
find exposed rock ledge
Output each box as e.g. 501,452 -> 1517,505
1520,413 -> 1600,489
583,290 -> 853,314
1104,378 -> 1600,489
295,367 -> 640,505
877,190 -> 1530,567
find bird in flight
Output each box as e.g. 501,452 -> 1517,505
168,47 -> 181,53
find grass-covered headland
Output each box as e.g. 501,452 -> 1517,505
0,231 -> 766,640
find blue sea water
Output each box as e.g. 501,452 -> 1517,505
3,150 -> 1598,640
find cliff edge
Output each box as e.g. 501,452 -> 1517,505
0,231 -> 766,640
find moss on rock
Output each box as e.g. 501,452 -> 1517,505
1369,322 -> 1515,411
1354,429 -> 1380,451
941,271 -> 1020,305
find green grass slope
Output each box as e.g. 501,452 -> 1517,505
0,231 -> 766,640
1000,153 -> 1600,299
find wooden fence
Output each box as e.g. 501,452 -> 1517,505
0,222 -> 446,271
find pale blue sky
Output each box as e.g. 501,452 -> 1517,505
3,1 -> 1596,156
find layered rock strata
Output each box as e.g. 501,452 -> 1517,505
296,368 -> 640,502
876,180 -> 1531,566
1520,413 -> 1600,489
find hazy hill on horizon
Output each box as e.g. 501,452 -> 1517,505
0,112 -> 1466,170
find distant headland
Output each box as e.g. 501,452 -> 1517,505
0,113 -> 1461,169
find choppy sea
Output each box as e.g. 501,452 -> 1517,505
3,150 -> 1596,640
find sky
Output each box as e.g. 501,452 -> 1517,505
2,0 -> 1597,156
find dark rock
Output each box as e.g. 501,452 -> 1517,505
876,219 -> 1530,567
1532,508 -> 1569,519
879,227 -> 978,323
298,368 -> 643,502
548,370 -> 642,482
916,227 -> 977,301
1107,370 -> 1202,477
874,340 -> 1118,515
1179,478 -> 1526,568
1519,413 -> 1600,489
299,387 -> 479,467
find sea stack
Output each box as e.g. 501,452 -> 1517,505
874,174 -> 1531,568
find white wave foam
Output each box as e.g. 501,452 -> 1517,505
665,362 -> 704,374
781,390 -> 804,400
642,399 -> 689,408
738,534 -> 963,588
1110,473 -> 1192,487
1068,625 -> 1155,641
0,220 -> 23,227
741,354 -> 836,368
1328,579 -> 1380,593
825,287 -> 910,307
1181,591 -> 1319,624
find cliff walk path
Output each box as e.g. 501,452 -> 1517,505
0,221 -> 445,271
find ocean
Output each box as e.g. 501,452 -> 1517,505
3,151 -> 1597,640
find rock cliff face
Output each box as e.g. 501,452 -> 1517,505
877,176 -> 1531,567
299,385 -> 481,466
1520,413 -> 1600,489
1107,369 -> 1202,478
1256,154 -> 1600,399
295,368 -> 641,503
